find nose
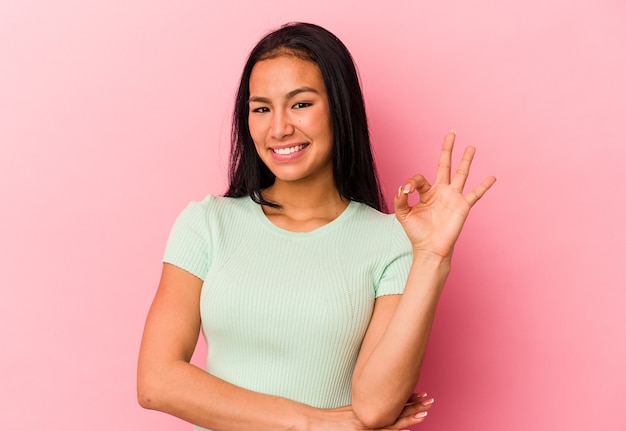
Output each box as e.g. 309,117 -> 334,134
269,110 -> 294,140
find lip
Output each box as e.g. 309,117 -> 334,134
268,143 -> 309,161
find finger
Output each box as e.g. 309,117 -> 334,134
465,175 -> 497,207
419,397 -> 435,411
384,410 -> 429,430
435,130 -> 456,184
403,393 -> 420,406
396,175 -> 432,199
393,175 -> 432,218
398,396 -> 435,416
450,146 -> 476,192
384,393 -> 433,429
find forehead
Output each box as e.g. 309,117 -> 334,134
249,56 -> 326,95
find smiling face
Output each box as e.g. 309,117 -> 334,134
248,55 -> 334,187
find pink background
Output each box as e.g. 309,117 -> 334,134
1,1 -> 625,430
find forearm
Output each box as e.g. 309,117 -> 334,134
138,359 -> 315,431
351,252 -> 450,427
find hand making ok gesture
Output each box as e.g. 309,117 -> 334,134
394,131 -> 496,259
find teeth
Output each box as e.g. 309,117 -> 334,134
273,144 -> 305,155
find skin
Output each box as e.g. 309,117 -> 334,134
137,53 -> 496,430
248,57 -> 334,190
248,55 -> 346,231
351,133 -> 496,426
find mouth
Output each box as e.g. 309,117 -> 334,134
271,144 -> 308,155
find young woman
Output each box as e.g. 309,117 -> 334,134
138,22 -> 496,431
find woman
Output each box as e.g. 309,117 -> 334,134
137,22 -> 495,431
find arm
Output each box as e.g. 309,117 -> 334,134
137,263 -> 314,431
351,131 -> 496,428
138,264 -> 431,431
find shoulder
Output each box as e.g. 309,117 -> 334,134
350,201 -> 390,221
350,202 -> 406,234
344,202 -> 411,251
177,194 -> 250,222
181,194 -> 244,211
163,195 -> 253,280
168,194 -> 254,243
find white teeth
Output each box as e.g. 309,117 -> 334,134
273,144 -> 305,155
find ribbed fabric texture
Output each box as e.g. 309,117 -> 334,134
163,195 -> 412,430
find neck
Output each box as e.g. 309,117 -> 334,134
263,170 -> 344,210
260,177 -> 349,232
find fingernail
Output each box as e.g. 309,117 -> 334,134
414,411 -> 428,419
421,397 -> 435,406
397,186 -> 403,198
402,184 -> 411,194
450,128 -> 457,134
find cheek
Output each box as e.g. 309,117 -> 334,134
317,109 -> 333,137
249,127 -> 268,158
318,117 -> 333,142
248,119 -> 264,144
252,138 -> 266,157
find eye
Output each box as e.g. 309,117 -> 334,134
292,102 -> 312,109
250,106 -> 270,113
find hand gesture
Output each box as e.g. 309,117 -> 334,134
394,131 -> 496,259
320,393 -> 434,430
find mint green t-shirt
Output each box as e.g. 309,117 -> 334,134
163,195 -> 412,429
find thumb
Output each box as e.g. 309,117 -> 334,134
393,175 -> 432,219
394,183 -> 413,220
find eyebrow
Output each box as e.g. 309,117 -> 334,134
248,87 -> 320,104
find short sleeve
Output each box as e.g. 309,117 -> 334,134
374,218 -> 413,298
162,196 -> 213,280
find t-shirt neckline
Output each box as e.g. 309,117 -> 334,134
248,196 -> 358,238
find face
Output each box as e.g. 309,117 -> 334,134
248,55 -> 334,186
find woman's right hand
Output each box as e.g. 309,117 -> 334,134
316,393 -> 434,430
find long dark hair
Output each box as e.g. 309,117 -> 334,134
225,22 -> 386,212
